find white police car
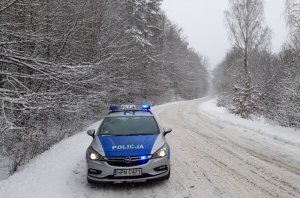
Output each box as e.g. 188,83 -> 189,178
86,104 -> 172,183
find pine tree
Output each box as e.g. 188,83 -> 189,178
231,81 -> 264,118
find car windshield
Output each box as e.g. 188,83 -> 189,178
98,116 -> 159,136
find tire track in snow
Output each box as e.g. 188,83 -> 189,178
168,99 -> 300,197
1,98 -> 299,198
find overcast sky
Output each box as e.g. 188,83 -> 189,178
161,0 -> 288,69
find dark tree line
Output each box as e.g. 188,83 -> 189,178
0,0 -> 209,173
213,0 -> 300,128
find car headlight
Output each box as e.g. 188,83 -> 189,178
88,147 -> 105,161
152,144 -> 167,158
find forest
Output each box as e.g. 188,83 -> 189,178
1,0 -> 299,177
0,0 -> 209,173
213,0 -> 300,129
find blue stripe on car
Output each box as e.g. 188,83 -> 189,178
99,135 -> 158,157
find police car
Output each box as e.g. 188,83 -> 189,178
86,104 -> 172,183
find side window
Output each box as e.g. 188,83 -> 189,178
154,119 -> 162,133
95,120 -> 104,136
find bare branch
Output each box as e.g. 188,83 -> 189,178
0,0 -> 18,14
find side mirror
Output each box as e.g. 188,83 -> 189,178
163,127 -> 172,136
87,129 -> 95,138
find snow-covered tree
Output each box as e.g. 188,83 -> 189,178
225,0 -> 271,81
0,0 -> 209,173
231,82 -> 264,118
214,0 -> 300,128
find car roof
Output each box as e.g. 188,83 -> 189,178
106,110 -> 153,117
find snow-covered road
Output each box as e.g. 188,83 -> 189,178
1,98 -> 300,198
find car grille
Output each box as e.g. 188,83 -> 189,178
106,156 -> 150,167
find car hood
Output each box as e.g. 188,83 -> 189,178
99,134 -> 159,157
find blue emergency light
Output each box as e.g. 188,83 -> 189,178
142,104 -> 151,110
140,156 -> 147,160
109,104 -> 151,111
109,105 -> 119,111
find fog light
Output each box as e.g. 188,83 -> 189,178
88,169 -> 102,175
154,165 -> 168,171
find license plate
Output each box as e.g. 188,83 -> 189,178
114,169 -> 142,177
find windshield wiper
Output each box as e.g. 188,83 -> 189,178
124,133 -> 157,136
101,133 -> 156,136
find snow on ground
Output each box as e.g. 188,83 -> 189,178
199,98 -> 300,146
0,98 -> 299,198
0,121 -> 102,198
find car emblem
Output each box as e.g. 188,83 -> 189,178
124,157 -> 132,164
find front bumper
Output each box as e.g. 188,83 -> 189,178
87,156 -> 170,183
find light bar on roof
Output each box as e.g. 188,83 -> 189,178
109,104 -> 151,111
